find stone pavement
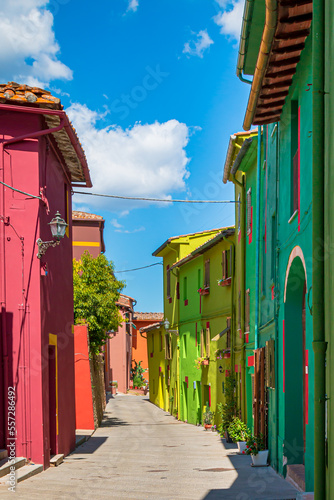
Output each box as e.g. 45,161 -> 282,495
0,395 -> 299,499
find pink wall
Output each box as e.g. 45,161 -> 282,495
106,297 -> 134,394
0,110 -> 75,468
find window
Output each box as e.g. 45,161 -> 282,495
222,245 -> 233,280
166,265 -> 171,297
245,289 -> 250,333
291,100 -> 299,216
197,269 -> 201,290
183,334 -> 187,358
165,334 -> 172,360
222,251 -> 228,280
226,317 -> 231,349
204,259 -> 210,288
183,276 -> 188,302
160,332 -> 163,351
200,329 -> 204,357
247,188 -> 252,235
206,327 -> 210,357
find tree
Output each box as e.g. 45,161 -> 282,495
73,251 -> 125,354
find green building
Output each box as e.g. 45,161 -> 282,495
236,0 -> 316,493
169,228 -> 235,426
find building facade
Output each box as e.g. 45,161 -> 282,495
0,82 -> 91,468
72,211 -> 105,260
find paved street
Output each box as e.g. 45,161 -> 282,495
1,395 -> 299,500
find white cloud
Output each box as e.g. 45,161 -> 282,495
111,219 -> 123,228
67,103 -> 193,212
0,1 -> 72,85
214,0 -> 245,41
183,30 -> 214,59
127,0 -> 139,12
115,226 -> 145,234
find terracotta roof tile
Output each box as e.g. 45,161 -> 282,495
72,211 -> 104,221
0,82 -> 91,187
133,312 -> 164,321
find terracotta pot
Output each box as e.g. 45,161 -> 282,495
204,424 -> 212,430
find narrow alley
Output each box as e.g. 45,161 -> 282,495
1,395 -> 299,500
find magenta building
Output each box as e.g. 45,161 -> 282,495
0,82 -> 91,468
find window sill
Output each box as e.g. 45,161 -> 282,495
288,210 -> 298,224
219,277 -> 231,287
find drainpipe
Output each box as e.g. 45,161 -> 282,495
312,0 -> 327,496
255,126 -> 262,350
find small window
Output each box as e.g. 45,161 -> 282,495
247,188 -> 252,235
204,259 -> 210,288
229,245 -> 233,278
183,276 -> 188,301
226,317 -> 231,349
197,269 -> 201,289
165,334 -> 172,360
166,265 -> 171,297
245,289 -> 250,333
206,327 -> 210,357
222,251 -> 227,280
200,329 -> 204,357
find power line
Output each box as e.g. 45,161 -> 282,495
115,262 -> 163,273
73,191 -> 238,204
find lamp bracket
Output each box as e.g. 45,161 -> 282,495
36,238 -> 60,259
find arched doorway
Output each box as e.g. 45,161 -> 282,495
284,248 -> 307,466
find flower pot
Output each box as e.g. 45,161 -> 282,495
251,450 -> 269,466
204,424 -> 212,430
202,359 -> 209,366
237,441 -> 247,453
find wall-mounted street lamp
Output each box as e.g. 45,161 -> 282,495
164,318 -> 179,336
218,365 -> 223,374
37,211 -> 68,259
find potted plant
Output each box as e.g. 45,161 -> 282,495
243,433 -> 268,466
217,375 -> 236,442
203,403 -> 214,430
194,356 -> 210,369
227,417 -> 251,453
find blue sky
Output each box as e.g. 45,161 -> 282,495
0,0 -> 249,312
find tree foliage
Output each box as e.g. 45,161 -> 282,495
73,252 -> 125,354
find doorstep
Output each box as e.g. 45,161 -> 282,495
75,429 -> 95,448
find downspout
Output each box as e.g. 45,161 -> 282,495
255,126 -> 262,350
237,0 -> 255,86
312,0 -> 327,496
243,0 -> 278,131
274,123 -> 280,470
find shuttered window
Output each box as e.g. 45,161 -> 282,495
165,334 -> 172,360
247,188 -> 252,235
200,329 -> 204,357
226,318 -> 231,349
229,245 -> 233,278
222,251 -> 227,280
204,259 -> 210,288
166,265 -> 171,297
206,327 -> 210,357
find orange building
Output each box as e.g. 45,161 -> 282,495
72,211 -> 105,260
132,313 -> 164,384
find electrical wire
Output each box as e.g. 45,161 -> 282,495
73,191 -> 238,204
115,262 -> 163,273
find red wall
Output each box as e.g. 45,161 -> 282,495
0,110 -> 76,468
74,325 -> 94,430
